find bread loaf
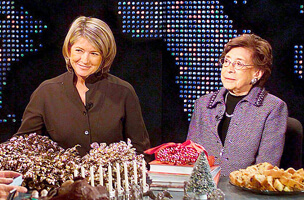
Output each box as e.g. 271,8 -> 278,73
229,162 -> 304,192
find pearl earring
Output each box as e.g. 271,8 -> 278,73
250,78 -> 258,85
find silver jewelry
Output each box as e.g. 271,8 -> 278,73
225,92 -> 234,118
250,77 -> 258,85
225,112 -> 234,118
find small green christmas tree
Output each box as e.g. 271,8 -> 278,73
186,151 -> 216,197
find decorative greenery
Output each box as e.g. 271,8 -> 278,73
186,151 -> 216,196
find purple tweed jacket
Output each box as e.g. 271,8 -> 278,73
187,86 -> 288,176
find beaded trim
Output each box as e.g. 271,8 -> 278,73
207,90 -> 220,109
254,87 -> 267,107
207,87 -> 267,109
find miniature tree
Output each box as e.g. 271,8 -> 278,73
185,151 -> 216,197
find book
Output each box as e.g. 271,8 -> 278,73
151,181 -> 184,187
149,165 -> 220,183
149,160 -> 194,174
150,185 -> 184,192
148,171 -> 190,182
148,165 -> 221,192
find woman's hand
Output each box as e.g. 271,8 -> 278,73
0,171 -> 27,200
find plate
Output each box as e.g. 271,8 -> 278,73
229,181 -> 304,195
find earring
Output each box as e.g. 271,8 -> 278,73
66,58 -> 73,73
250,77 -> 258,85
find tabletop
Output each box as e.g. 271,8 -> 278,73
217,177 -> 304,200
158,177 -> 304,200
14,177 -> 304,200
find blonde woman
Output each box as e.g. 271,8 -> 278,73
16,16 -> 150,157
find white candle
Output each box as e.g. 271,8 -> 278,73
81,166 -> 85,178
116,162 -> 121,191
108,163 -> 113,192
124,162 -> 129,193
142,159 -> 146,187
133,160 -> 137,185
90,166 -> 94,186
74,168 -> 78,178
99,165 -> 103,186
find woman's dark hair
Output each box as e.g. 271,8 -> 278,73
220,34 -> 273,87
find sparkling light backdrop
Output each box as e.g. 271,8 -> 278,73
0,0 -> 303,135
0,1 -> 46,124
118,1 -> 303,121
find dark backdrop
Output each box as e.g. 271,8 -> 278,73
0,0 -> 303,166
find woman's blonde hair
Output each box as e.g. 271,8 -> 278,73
62,16 -> 117,73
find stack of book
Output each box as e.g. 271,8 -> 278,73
148,160 -> 221,192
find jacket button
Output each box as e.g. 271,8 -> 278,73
84,131 -> 89,135
83,111 -> 87,116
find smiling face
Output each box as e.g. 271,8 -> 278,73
221,47 -> 264,96
69,37 -> 102,82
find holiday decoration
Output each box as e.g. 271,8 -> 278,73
185,151 -> 216,197
144,140 -> 214,166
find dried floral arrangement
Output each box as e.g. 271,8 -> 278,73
0,133 -> 145,192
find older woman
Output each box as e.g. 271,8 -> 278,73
15,16 -> 150,157
187,34 -> 288,176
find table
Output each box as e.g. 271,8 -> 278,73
217,177 -> 304,200
162,177 -> 304,200
15,177 -> 304,200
